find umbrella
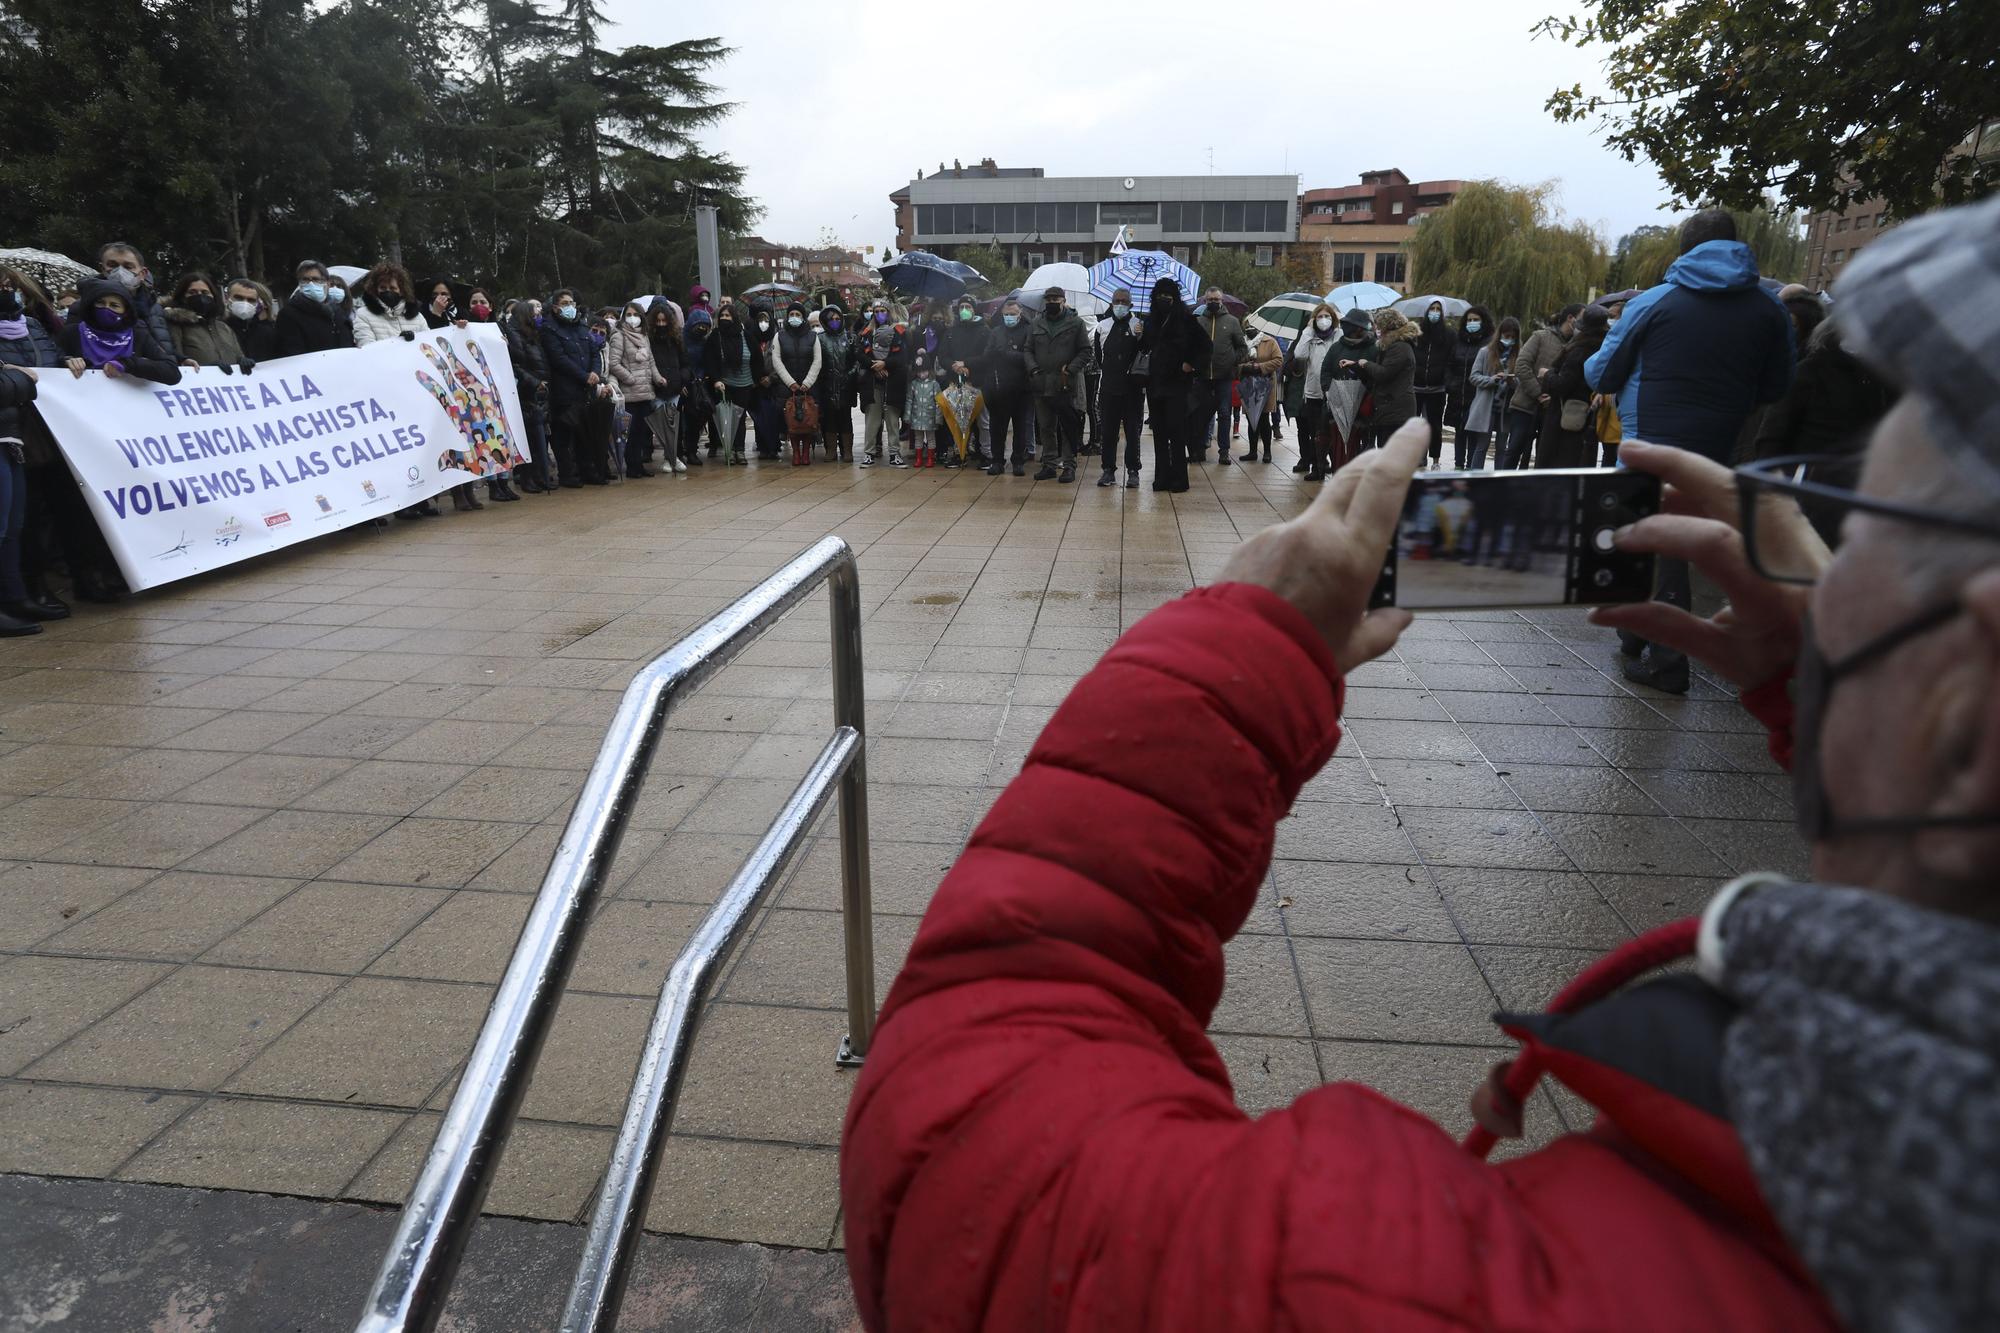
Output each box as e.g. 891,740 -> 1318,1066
1246,291 -> 1323,346
1204,292 -> 1249,318
328,264 -> 368,286
1598,287 -> 1643,306
742,281 -> 804,297
1021,261 -> 1106,317
881,251 -> 985,300
0,246 -> 93,291
1087,249 -> 1201,314
1324,282 -> 1404,314
633,294 -> 685,325
1392,293 -> 1470,319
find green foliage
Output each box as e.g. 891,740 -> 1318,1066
1538,1 -> 2000,217
1406,182 -> 1607,323
947,243 -> 1025,298
1612,201 -> 1808,290
1279,247 -> 1326,296
1193,242 -> 1288,312
0,0 -> 756,302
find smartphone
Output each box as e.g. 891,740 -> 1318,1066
1370,468 -> 1660,611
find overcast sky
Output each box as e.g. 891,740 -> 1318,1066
607,0 -> 1681,253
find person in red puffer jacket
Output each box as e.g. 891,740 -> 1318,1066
842,193 -> 2000,1333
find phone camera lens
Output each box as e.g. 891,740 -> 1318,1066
1598,491 -> 1620,511
1593,568 -> 1615,587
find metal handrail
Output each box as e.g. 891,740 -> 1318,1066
357,534 -> 873,1333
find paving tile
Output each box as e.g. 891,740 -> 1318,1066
42,872 -> 297,959
1208,934 -> 1311,1037
0,955 -> 173,1075
1212,1034 -> 1325,1116
1398,806 -> 1573,871
1292,938 -> 1502,1046
0,862 -> 160,948
1501,764 -> 1661,816
1315,1040 -> 1508,1140
1267,861 -> 1459,942
1272,801 -> 1418,864
58,746 -> 243,801
1371,758 -> 1523,811
514,991 -> 654,1126
1342,719 -> 1482,763
1626,769 -> 1796,822
0,743 -> 134,796
120,1098 -> 404,1194
1591,872 -> 1724,933
227,976 -> 489,1107
203,880 -> 450,973
642,1137 -> 841,1247
777,837 -> 955,916
176,753 -> 359,807
291,760 -> 474,816
672,1002 -> 858,1146
345,1113 -> 612,1222
182,809 -> 399,879
723,908 -> 916,1012
322,817 -> 531,889
48,802 -> 271,870
1460,723 -> 1607,766
0,1082 -> 197,1176
1537,811 -> 1732,877
24,965 -> 340,1090
5,796 -> 147,858
1432,868 -> 1633,948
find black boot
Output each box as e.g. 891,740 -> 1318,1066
489,477 -> 520,502
1097,469 -> 1115,488
0,608 -> 43,637
5,593 -> 69,621
1623,652 -> 1690,695
1125,468 -> 1140,488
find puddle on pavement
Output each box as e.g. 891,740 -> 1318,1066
909,593 -> 961,605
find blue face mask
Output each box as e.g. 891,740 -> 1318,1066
299,281 -> 326,303
1002,314 -> 1019,328
1465,320 -> 1482,334
558,304 -> 578,321
1501,337 -> 1516,348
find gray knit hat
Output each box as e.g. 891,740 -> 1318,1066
1833,193 -> 2000,487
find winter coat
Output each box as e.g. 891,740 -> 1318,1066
58,307 -> 183,387
1025,308 -> 1089,398
1509,324 -> 1569,417
164,304 -> 248,369
1754,327 -> 1896,463
648,301 -> 685,395
770,324 -> 824,391
1356,324 -> 1418,428
940,318 -> 988,386
981,318 -> 1031,399
816,328 -> 855,411
606,323 -> 659,404
504,317 -> 548,407
853,322 -> 906,408
1092,311 -> 1144,392
903,319 -> 950,391
1286,327 -> 1339,410
226,313 -> 279,363
0,316 -> 60,446
125,285 -> 173,357
1411,319 -> 1455,394
1586,240 -> 1796,461
1464,342 -> 1516,435
1198,309 -> 1249,381
352,291 -> 428,346
1444,326 -> 1488,420
1135,304 -> 1210,390
272,291 -> 342,359
539,315 -> 597,407
1537,340 -> 1604,468
0,363 -> 35,445
1316,333 -> 1380,417
842,582 -> 1886,1333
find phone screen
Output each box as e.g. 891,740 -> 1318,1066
1371,468 -> 1660,611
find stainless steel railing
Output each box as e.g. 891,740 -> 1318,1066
357,534 -> 873,1333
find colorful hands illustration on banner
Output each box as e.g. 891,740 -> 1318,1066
413,336 -> 526,477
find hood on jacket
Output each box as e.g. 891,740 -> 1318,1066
74,277 -> 136,327
1373,310 -> 1420,346
1458,306 -> 1493,343
163,303 -> 216,326
1706,879 -> 2000,1333
1665,239 -> 1763,292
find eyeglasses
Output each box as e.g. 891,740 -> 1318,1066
1736,453 -> 2000,584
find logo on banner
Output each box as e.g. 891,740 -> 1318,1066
361,479 -> 380,501
263,510 -> 292,531
215,516 -> 244,548
314,494 -> 333,514
155,531 -> 191,561
406,465 -> 421,486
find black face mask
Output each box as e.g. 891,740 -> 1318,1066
0,290 -> 21,317
1791,603 -> 1994,839
185,293 -> 217,318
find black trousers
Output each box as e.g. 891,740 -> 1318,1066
1146,383 -> 1191,491
988,390 -> 1031,468
1498,408 -> 1539,470
1417,391 -> 1447,461
1098,392 -> 1144,471
1298,398 -> 1328,474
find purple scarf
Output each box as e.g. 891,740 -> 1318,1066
0,316 -> 27,340
78,321 -> 134,368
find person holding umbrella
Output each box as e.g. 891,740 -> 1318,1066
1195,289 -> 1249,466
1026,285 -> 1089,483
1135,277 -> 1210,494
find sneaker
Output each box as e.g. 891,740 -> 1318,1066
1617,630 -> 1646,659
985,462 -> 1004,476
1012,464 -> 1026,477
1097,470 -> 1115,488
1622,653 -> 1690,695
1033,465 -> 1058,481
1217,453 -> 1232,467
860,453 -> 878,468
1125,469 -> 1140,489
889,453 -> 909,468
1057,465 -> 1075,484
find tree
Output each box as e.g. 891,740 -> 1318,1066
947,242 -> 1025,298
1279,247 -> 1326,296
1194,242 -> 1287,313
1406,181 -> 1607,323
1610,201 -> 1807,291
1537,1 -> 2000,217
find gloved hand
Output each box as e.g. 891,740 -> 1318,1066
400,330 -> 416,342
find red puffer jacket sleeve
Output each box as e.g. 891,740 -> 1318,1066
1739,668 -> 1796,771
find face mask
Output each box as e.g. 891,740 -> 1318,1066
826,318 -> 841,332
1501,337 -> 1516,348
299,281 -> 326,303
1045,303 -> 1062,318
89,304 -> 131,329
1427,311 -> 1442,323
379,290 -> 400,306
757,319 -> 770,333
1112,303 -> 1130,318
958,307 -> 976,322
0,291 -> 21,317
1314,317 -> 1333,333
1206,301 -> 1222,315
1791,604 -> 1988,840
328,284 -> 346,303
1465,320 -> 1482,334
185,293 -> 216,318
471,301 -> 492,317
1156,295 -> 1176,311
787,315 -> 803,328
558,304 -> 578,321
873,311 -> 889,325
1002,314 -> 1019,328
106,266 -> 142,292
228,298 -> 258,321
624,315 -> 642,328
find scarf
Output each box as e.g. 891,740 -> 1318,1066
0,316 -> 27,340
78,321 -> 135,368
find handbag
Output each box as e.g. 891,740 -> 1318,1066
1559,398 -> 1590,432
1128,351 -> 1151,379
1594,395 -> 1622,444
783,388 -> 820,435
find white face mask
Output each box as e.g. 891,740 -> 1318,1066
1314,316 -> 1334,333
227,298 -> 259,321
623,314 -> 641,328
787,315 -> 803,328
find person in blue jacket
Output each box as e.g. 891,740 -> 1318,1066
1586,209 -> 1794,694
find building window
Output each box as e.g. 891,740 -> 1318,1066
1831,250 -> 1845,263
1836,218 -> 1850,232
1331,252 -> 1366,283
1254,245 -> 1273,267
1027,252 -> 1045,269
1390,200 -> 1405,216
1171,245 -> 1191,264
1374,252 -> 1407,284
1100,201 -> 1158,226
1312,203 -> 1334,216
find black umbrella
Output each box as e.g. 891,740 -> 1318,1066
880,251 -> 985,301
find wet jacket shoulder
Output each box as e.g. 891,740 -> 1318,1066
1025,309 -> 1089,395
164,304 -> 247,368
941,319 -> 989,379
227,316 -> 279,363
979,318 -> 1029,397
606,323 -> 658,401
132,287 -> 173,354
1355,324 -> 1418,425
1510,326 -> 1568,415
1585,241 -> 1795,459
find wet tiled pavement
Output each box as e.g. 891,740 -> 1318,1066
0,423 -> 1804,1279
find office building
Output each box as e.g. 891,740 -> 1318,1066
1293,169 -> 1465,293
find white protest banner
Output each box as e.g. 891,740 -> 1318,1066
32,323 -> 532,591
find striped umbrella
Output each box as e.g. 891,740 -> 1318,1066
1247,291 -> 1322,346
1324,281 -> 1404,314
1087,249 -> 1201,314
